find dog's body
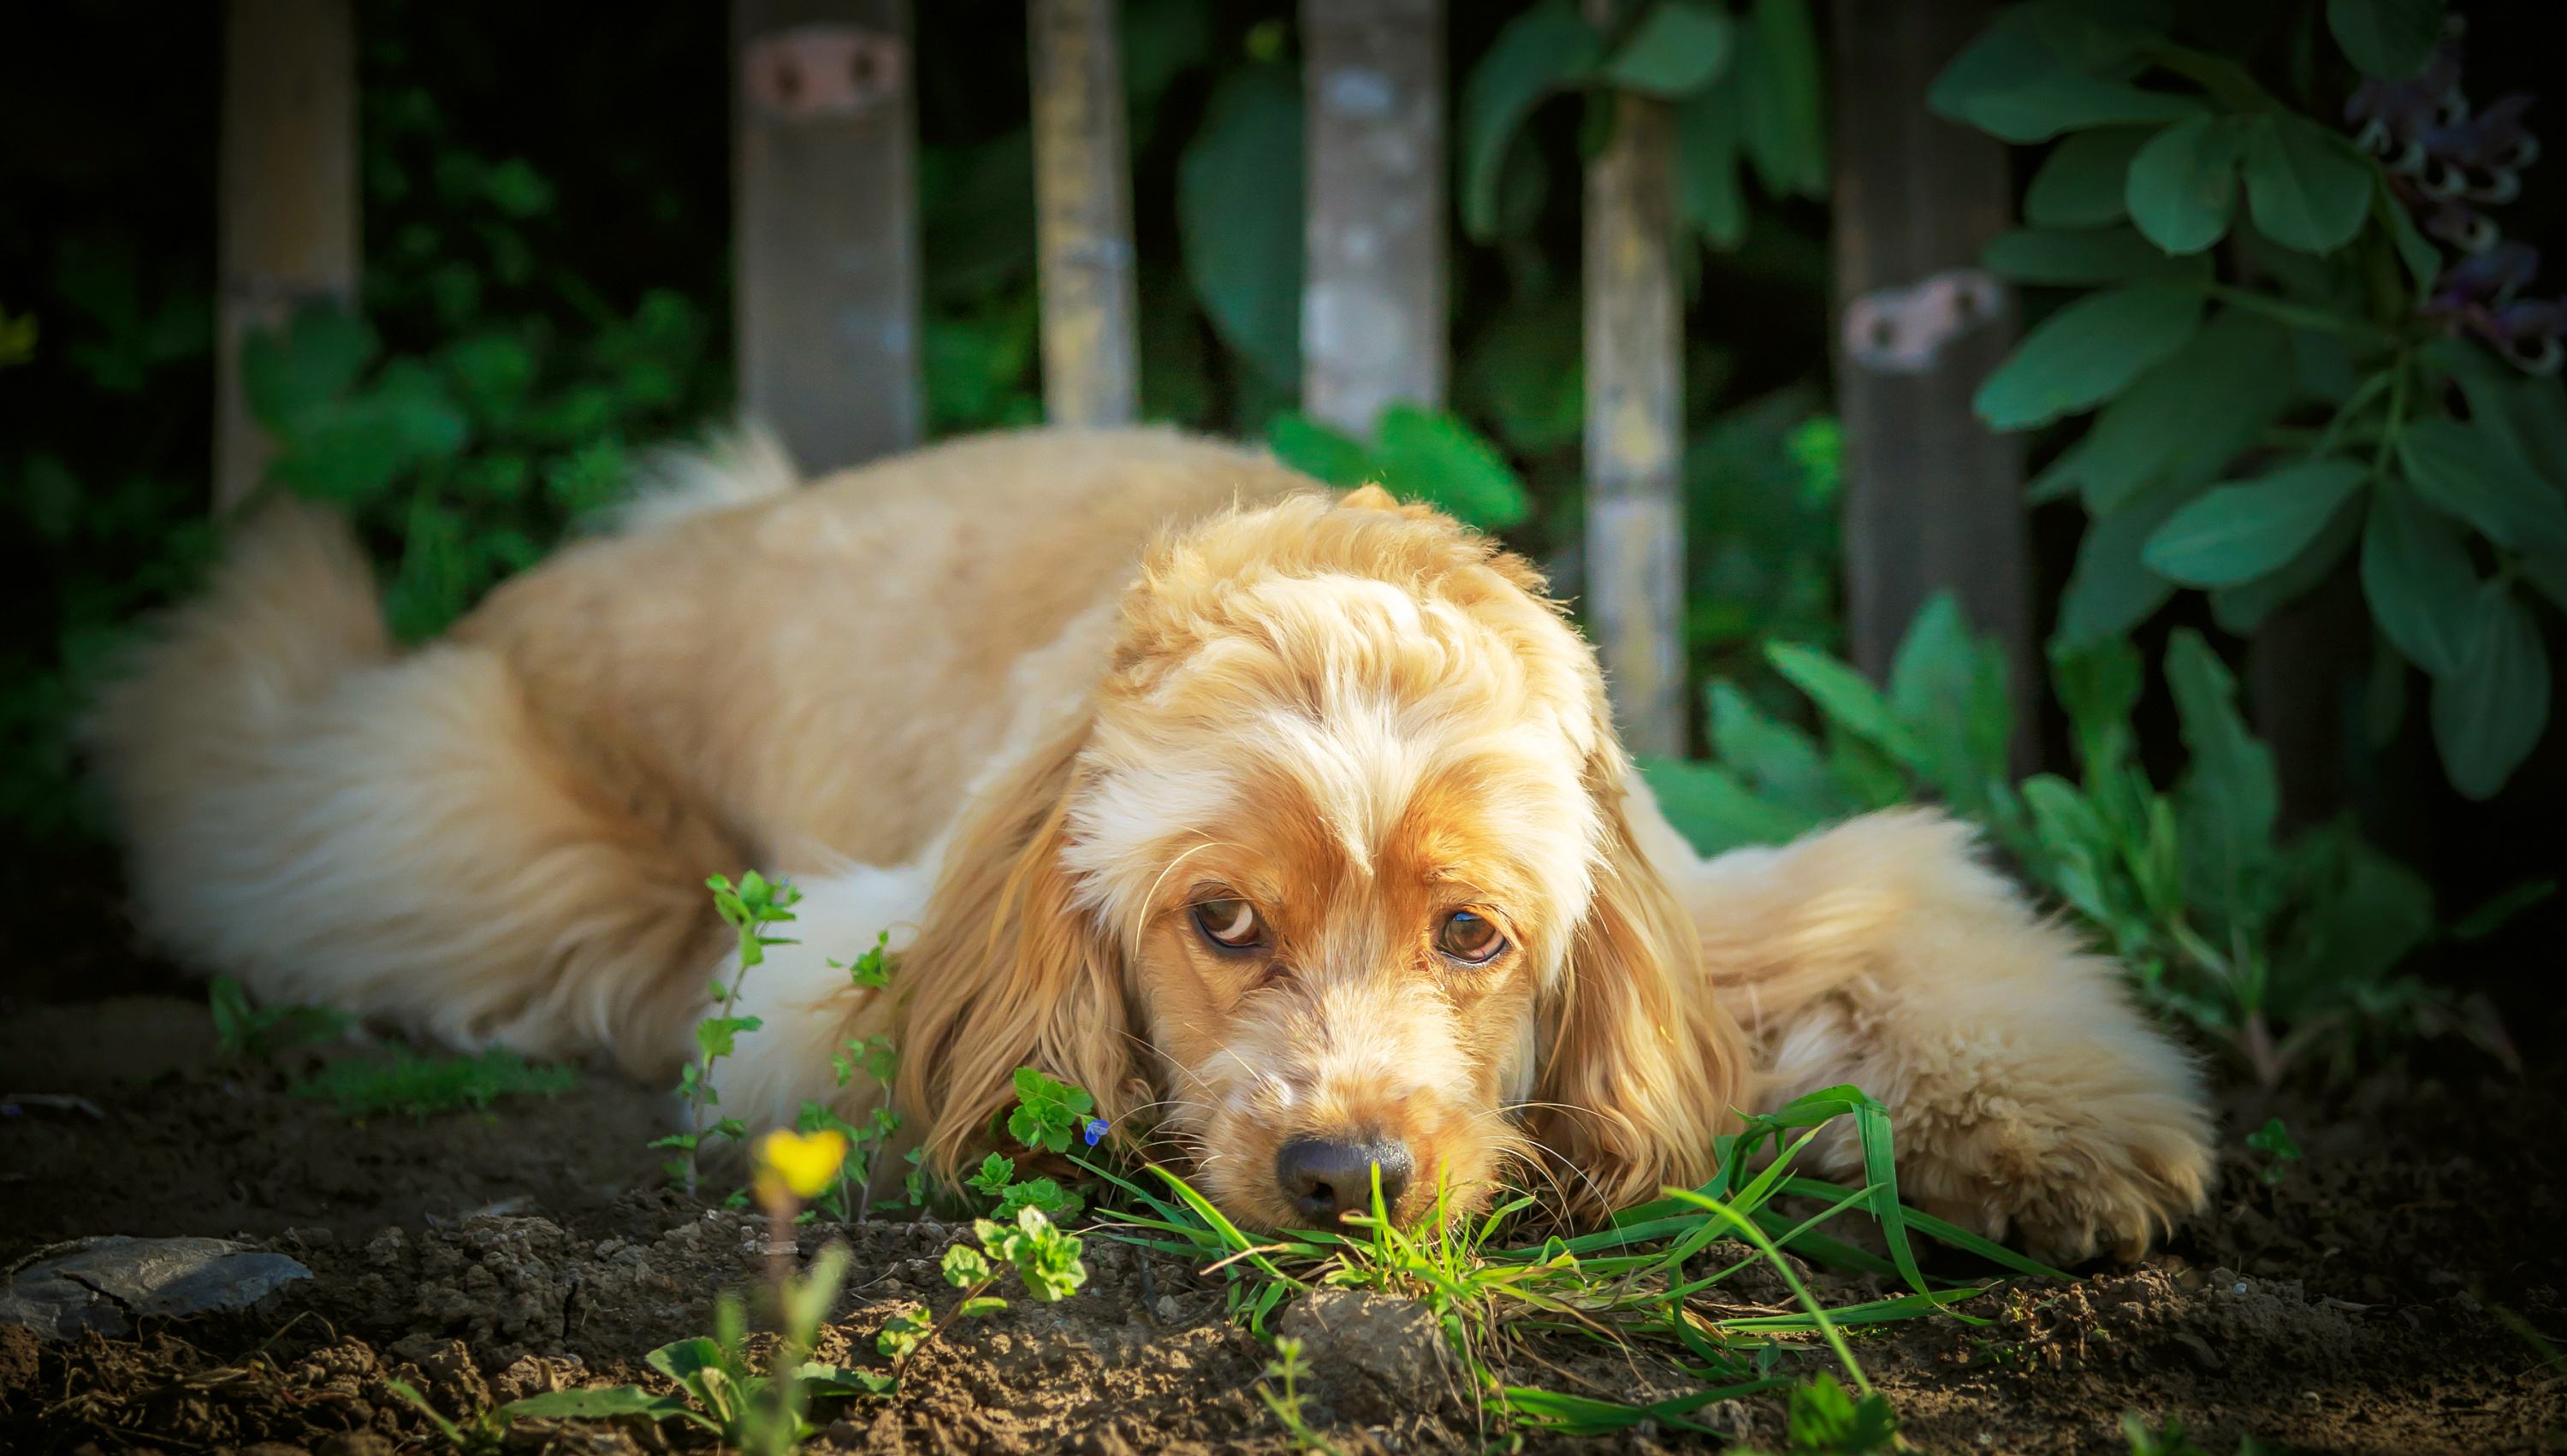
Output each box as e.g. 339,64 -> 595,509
92,426 -> 2212,1260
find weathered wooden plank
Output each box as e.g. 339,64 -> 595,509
215,0 -> 358,514
1583,85 -> 1687,759
734,0 -> 921,471
1829,0 -> 2032,757
1301,0 -> 1445,435
1029,0 -> 1139,428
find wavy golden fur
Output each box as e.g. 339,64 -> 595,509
89,426 -> 2212,1258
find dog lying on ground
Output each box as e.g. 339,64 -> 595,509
88,426 -> 2212,1258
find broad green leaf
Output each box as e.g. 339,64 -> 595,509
2025,127 -> 2154,228
2239,115 -> 2374,254
1930,6 -> 2173,141
2054,480 -> 2193,648
1736,0 -> 1828,198
1706,683 -> 1841,820
2166,629 -> 2279,910
1603,1 -> 1733,97
2326,0 -> 2445,80
2075,311 -> 2295,513
1982,227 -> 2200,286
241,305 -> 376,430
1675,82 -> 1747,250
2125,116 -> 2241,255
1889,593 -> 2013,797
2426,336 -> 2567,486
1266,411 -> 1372,485
2208,493 -> 2362,633
1767,643 -> 1932,775
1639,755 -> 1822,855
2141,459 -> 2367,587
1369,405 -> 1532,530
2431,585 -> 2551,799
1459,0 -> 1600,240
2400,417 -> 2567,555
1177,65 -> 1302,385
646,1336 -> 726,1385
2052,636 -> 2145,767
1961,75 -> 2205,145
1974,282 -> 2205,430
2361,480 -> 2481,678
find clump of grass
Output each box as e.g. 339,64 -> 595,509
1082,1083 -> 2061,1444
208,974 -> 352,1060
289,1045 -> 578,1119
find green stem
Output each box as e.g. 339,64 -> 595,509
2198,284 -> 2397,347
686,956 -> 753,1197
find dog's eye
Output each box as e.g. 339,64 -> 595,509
1436,909 -> 1506,964
1192,898 -> 1264,950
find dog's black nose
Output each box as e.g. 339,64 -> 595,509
1274,1134 -> 1413,1223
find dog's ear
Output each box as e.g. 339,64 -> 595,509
895,716 -> 1141,1181
1531,755 -> 1748,1218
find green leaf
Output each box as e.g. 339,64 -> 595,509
2239,114 -> 2375,254
499,1386 -> 689,1422
941,1243 -> 994,1287
1638,755 -> 1822,855
1982,227 -> 2200,286
1735,0 -> 1828,198
1266,411 -> 1372,485
1675,82 -> 1746,250
1177,65 -> 1302,385
1960,76 -> 2205,146
2400,417 -> 2567,556
2208,491 -> 2362,632
2428,336 -> 2567,485
646,1336 -> 726,1385
1369,405 -> 1532,530
2125,116 -> 2241,255
1705,683 -> 1841,821
2025,127 -> 2154,228
241,305 -> 376,430
2074,311 -> 2296,513
1767,643 -> 1932,776
1888,593 -> 2013,797
1460,0 -> 1601,240
2141,459 -> 2367,587
2360,480 -> 2481,678
2166,630 -> 2279,907
956,1295 -> 1010,1318
2431,585 -> 2551,799
1603,1 -> 1733,97
2326,0 -> 2445,80
1974,282 -> 2205,430
1930,6 -> 2176,142
2054,480 -> 2191,648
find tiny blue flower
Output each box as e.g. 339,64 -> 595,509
1082,1117 -> 1110,1148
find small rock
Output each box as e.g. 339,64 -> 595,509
0,1236 -> 311,1339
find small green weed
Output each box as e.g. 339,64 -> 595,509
794,931 -> 902,1222
1254,1336 -> 1343,1456
207,974 -> 353,1060
655,871 -> 797,1194
289,1046 -> 576,1120
874,1205 -> 1090,1376
2244,1118 -> 2302,1187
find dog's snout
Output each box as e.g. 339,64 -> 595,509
1274,1133 -> 1414,1223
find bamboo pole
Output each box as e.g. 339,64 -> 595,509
734,0 -> 922,471
1301,0 -> 1445,435
1583,74 -> 1686,758
1029,0 -> 1139,428
215,0 -> 358,513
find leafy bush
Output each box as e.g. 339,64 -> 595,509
1644,595 -> 2520,1082
1936,0 -> 2564,798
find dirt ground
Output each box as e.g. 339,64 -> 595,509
2,984 -> 2561,1455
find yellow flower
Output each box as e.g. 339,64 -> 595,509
755,1128 -> 850,1199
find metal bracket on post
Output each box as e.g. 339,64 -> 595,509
1841,268 -> 2006,375
742,24 -> 906,119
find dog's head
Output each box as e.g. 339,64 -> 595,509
898,487 -> 1744,1228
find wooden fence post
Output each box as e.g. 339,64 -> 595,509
734,0 -> 922,472
1301,0 -> 1445,434
1829,0 -> 2032,753
215,0 -> 358,514
1029,0 -> 1140,428
1583,77 -> 1687,759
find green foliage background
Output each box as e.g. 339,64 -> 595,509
3,0 -> 2558,1063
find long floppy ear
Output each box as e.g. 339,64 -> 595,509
894,716 -> 1144,1180
1532,756 -> 1749,1219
